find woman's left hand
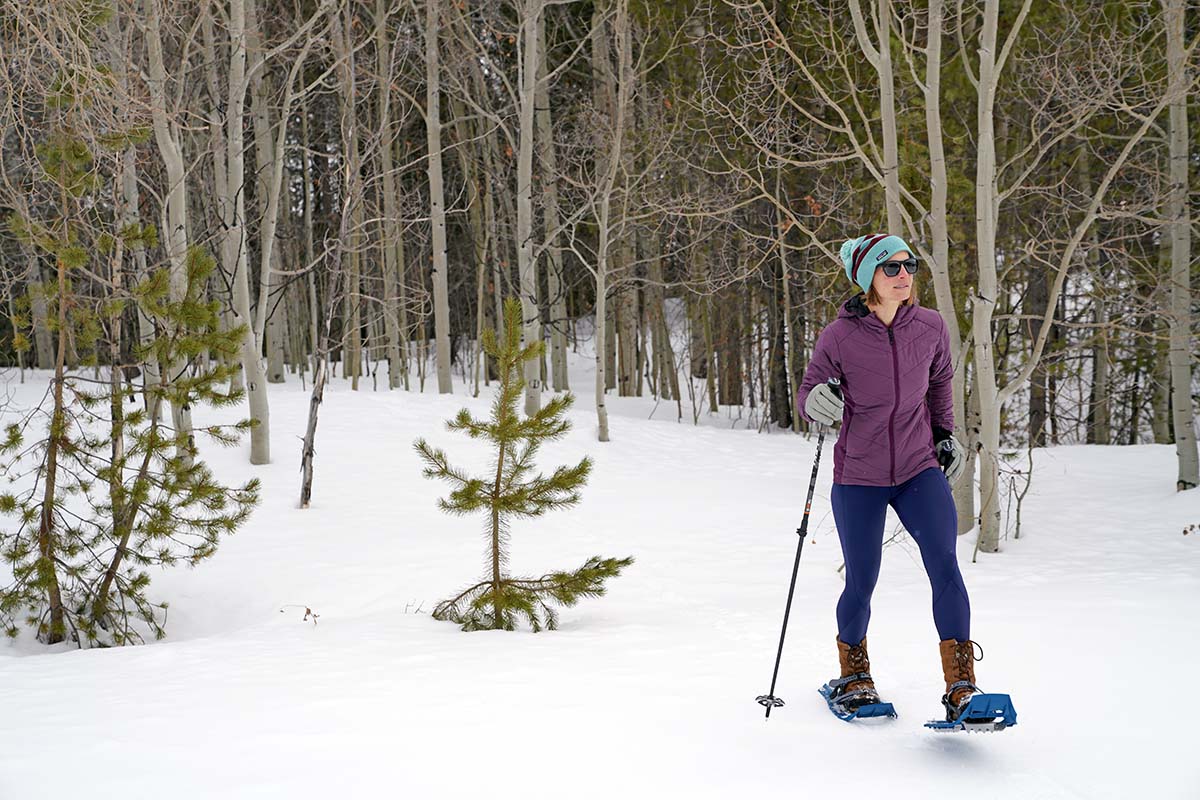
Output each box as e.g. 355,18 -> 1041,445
935,432 -> 966,485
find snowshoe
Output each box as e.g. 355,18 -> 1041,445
818,673 -> 897,722
924,691 -> 1017,733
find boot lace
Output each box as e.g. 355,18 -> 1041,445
847,643 -> 869,673
952,640 -> 983,683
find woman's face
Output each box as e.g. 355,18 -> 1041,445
870,250 -> 915,304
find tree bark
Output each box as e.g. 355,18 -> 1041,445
223,0 -> 271,463
537,8 -> 568,392
376,2 -> 404,390
1164,0 -> 1198,490
518,0 -> 544,414
971,0 -> 1005,553
848,0 -> 902,231
426,0 -> 453,393
617,261 -> 637,396
144,0 -> 195,463
248,39 -> 287,386
592,0 -> 631,441
450,94 -> 487,394
330,7 -> 362,390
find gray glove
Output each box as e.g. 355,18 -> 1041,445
936,433 -> 966,485
804,383 -> 844,428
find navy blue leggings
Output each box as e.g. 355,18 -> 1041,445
831,467 -> 970,645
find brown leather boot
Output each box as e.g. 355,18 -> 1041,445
939,638 -> 983,720
832,636 -> 881,709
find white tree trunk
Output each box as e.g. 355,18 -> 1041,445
228,0 -> 271,464
971,0 -> 1004,553
873,0 -> 900,232
426,0 -> 453,393
923,0 -> 971,530
449,94 -> 488,394
266,290 -> 287,383
848,0 -> 902,232
377,0 -> 404,389
108,12 -> 158,408
143,0 -> 195,462
300,98 -> 320,379
1164,0 -> 1198,490
592,0 -> 631,441
346,177 -> 362,391
329,6 -> 362,390
201,6 -> 243,395
518,0 -> 543,414
594,260 -> 610,442
248,31 -> 287,386
484,126 -> 504,371
536,7 -> 568,393
591,0 -> 619,397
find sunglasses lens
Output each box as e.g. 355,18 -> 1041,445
881,259 -> 919,277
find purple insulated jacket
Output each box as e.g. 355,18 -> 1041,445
796,295 -> 955,487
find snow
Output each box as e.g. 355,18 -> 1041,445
0,345 -> 1196,799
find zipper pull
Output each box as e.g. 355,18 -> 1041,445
888,327 -> 895,343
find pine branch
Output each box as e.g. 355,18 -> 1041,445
413,439 -> 474,491
445,408 -> 493,440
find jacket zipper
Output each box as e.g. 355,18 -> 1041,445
888,326 -> 899,484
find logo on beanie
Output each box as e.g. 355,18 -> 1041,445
875,249 -> 890,261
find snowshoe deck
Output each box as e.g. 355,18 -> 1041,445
818,683 -> 897,722
924,693 -> 1017,733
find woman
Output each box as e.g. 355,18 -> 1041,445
795,233 -> 981,723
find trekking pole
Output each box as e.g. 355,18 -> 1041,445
756,378 -> 841,720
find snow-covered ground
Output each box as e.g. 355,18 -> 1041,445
0,342 -> 1195,799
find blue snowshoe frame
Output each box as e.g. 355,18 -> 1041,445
924,693 -> 1017,732
818,679 -> 897,722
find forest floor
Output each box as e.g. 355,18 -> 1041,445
0,348 -> 1195,799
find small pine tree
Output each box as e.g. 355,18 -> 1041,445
0,239 -> 260,646
415,297 -> 632,631
0,83 -> 259,646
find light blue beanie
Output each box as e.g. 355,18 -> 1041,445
839,234 -> 914,294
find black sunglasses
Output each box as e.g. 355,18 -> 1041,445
879,258 -> 919,277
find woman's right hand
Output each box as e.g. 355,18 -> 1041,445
805,382 -> 844,427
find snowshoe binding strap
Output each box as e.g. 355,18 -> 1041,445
828,672 -> 882,709
943,680 -> 985,720
828,672 -> 871,692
